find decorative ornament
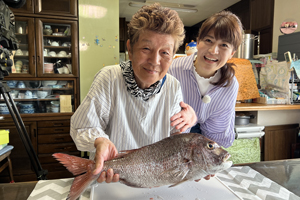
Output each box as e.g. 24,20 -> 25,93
202,95 -> 211,104
185,40 -> 197,56
95,36 -> 100,45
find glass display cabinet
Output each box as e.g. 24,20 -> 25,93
0,1 -> 80,182
0,79 -> 75,115
11,18 -> 78,78
10,0 -> 78,18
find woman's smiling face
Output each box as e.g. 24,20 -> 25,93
127,30 -> 175,89
196,29 -> 236,78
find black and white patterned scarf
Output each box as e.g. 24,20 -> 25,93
120,61 -> 163,101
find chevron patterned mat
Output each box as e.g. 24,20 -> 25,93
27,166 -> 300,200
217,166 -> 300,200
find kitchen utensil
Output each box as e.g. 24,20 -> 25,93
25,91 -> 32,99
234,34 -> 258,60
58,51 -> 67,56
50,41 -> 59,46
43,27 -> 53,35
15,49 -> 23,55
6,81 -> 18,88
44,63 -> 54,73
37,91 -> 48,99
48,51 -> 56,57
17,81 -> 26,88
235,114 -> 255,125
42,80 -> 57,87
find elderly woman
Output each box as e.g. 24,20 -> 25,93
70,3 -> 197,184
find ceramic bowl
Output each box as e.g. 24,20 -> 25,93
0,103 -> 9,114
6,81 -> 18,88
29,81 -> 41,88
37,91 -> 48,99
19,103 -> 34,109
20,108 -> 35,114
51,101 -> 60,107
48,51 -> 56,57
42,80 -> 57,87
51,106 -> 59,113
17,81 -> 26,88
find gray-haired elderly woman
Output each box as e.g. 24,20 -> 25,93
70,3 -> 197,184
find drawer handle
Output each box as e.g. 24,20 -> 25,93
54,129 -> 64,132
55,147 -> 72,151
53,123 -> 64,126
54,138 -> 64,141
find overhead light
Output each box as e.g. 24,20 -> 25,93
128,1 -> 198,13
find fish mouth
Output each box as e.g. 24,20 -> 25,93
223,154 -> 231,162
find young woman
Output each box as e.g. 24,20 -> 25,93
169,11 -> 243,148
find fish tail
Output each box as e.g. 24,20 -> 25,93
53,153 -> 98,200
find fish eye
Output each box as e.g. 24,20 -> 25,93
207,142 -> 215,150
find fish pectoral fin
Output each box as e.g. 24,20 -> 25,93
169,178 -> 189,188
161,162 -> 190,180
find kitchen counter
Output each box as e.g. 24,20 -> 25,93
236,158 -> 300,197
235,103 -> 300,111
0,159 -> 299,199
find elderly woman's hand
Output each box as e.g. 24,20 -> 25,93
94,137 -> 120,183
170,101 -> 197,132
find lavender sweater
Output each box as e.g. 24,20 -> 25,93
169,54 -> 238,148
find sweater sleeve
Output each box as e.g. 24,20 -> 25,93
70,68 -> 113,152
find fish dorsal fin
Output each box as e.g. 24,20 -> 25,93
169,178 -> 189,188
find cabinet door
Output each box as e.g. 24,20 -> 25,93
250,0 -> 274,31
35,0 -> 77,17
9,0 -> 34,14
35,18 -> 78,77
10,17 -> 36,77
263,124 -> 298,161
0,121 -> 37,182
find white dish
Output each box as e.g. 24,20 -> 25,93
90,177 -> 242,200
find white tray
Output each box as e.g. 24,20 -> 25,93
90,176 -> 242,200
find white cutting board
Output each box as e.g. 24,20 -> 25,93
90,177 -> 242,200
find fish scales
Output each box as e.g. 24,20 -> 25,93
102,133 -> 194,187
53,133 -> 232,200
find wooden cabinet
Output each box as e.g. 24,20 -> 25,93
119,18 -> 128,53
262,124 -> 299,161
10,0 -> 78,18
250,0 -> 274,31
0,121 -> 37,182
37,120 -> 80,179
11,16 -> 78,78
0,1 -> 80,182
0,115 -> 80,182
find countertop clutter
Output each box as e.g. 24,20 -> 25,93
0,159 -> 299,200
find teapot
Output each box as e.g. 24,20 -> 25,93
50,41 -> 59,46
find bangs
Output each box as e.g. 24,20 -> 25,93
213,20 -> 236,45
198,14 -> 242,50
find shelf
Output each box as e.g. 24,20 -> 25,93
9,88 -> 72,91
43,46 -> 71,49
0,98 -> 60,102
43,35 -> 70,38
44,56 -> 71,59
235,103 -> 300,111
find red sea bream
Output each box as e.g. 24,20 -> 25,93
53,133 -> 232,200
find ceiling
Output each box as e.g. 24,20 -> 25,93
119,0 -> 241,27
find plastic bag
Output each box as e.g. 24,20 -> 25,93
259,58 -> 291,104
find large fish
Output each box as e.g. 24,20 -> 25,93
53,133 -> 232,200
